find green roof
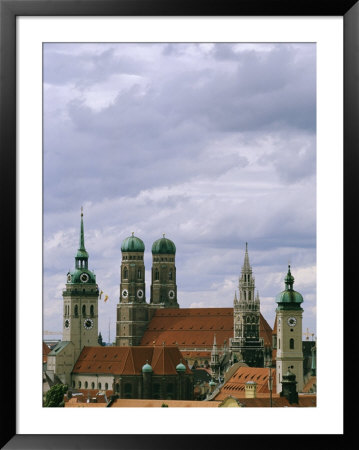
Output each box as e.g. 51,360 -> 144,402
121,234 -> 145,252
276,265 -> 303,310
176,362 -> 186,372
142,362 -> 153,373
48,341 -> 72,356
152,236 -> 176,255
68,268 -> 96,284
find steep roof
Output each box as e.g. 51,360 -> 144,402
72,345 -> 191,376
141,308 -> 272,348
214,366 -> 276,401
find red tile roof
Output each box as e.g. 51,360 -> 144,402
141,308 -> 272,348
214,366 -> 276,401
234,395 -> 316,407
72,345 -> 191,376
302,376 -> 316,393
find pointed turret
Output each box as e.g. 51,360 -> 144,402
242,242 -> 251,272
234,291 -> 238,305
75,207 -> 89,268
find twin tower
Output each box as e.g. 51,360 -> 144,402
116,232 -> 179,347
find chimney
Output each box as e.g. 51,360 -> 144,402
245,381 -> 257,398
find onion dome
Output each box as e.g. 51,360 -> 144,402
176,361 -> 186,373
276,265 -> 303,310
142,361 -> 153,373
121,232 -> 145,252
152,234 -> 176,255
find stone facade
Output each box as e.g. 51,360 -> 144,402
229,243 -> 264,367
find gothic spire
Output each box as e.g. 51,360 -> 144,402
242,242 -> 251,272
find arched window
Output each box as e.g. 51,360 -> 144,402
155,270 -> 159,281
74,305 -> 78,317
105,383 -> 108,390
290,338 -> 294,349
138,269 -> 141,279
244,291 -> 246,300
248,291 -> 251,300
82,304 -> 86,316
91,382 -> 95,389
85,381 -> 88,388
124,267 -> 128,279
169,271 -> 173,280
78,381 -> 82,388
90,305 -> 94,317
278,339 -> 281,349
98,382 -> 102,390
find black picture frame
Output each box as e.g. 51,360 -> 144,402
1,0 -> 356,448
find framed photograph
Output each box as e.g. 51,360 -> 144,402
1,0 -> 356,448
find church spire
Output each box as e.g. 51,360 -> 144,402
79,206 -> 86,252
242,242 -> 251,272
75,207 -> 89,268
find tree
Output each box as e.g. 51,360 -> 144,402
44,383 -> 68,407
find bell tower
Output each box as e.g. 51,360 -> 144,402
62,207 -> 99,361
275,265 -> 304,393
230,243 -> 264,366
150,235 -> 179,309
116,233 -> 149,346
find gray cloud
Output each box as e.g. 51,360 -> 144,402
43,43 -> 317,340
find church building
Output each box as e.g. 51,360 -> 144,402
45,209 -> 307,400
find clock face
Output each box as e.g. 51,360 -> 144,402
84,318 -> 94,330
122,289 -> 128,298
64,319 -> 70,329
168,290 -> 175,299
80,272 -> 89,283
67,274 -> 72,283
137,289 -> 144,299
287,317 -> 297,327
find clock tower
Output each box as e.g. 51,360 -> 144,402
116,233 -> 149,346
150,235 -> 179,309
275,265 -> 304,393
62,208 -> 99,361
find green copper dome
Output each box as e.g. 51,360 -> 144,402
68,268 -> 96,285
142,362 -> 153,373
121,233 -> 145,253
276,265 -> 303,310
176,362 -> 186,372
152,235 -> 176,255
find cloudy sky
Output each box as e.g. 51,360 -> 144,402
43,42 -> 316,343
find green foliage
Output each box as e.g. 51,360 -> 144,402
44,384 -> 68,407
161,403 -> 169,407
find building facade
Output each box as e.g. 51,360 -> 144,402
229,243 -> 265,367
275,266 -> 304,393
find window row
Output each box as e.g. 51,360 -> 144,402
123,255 -> 143,260
74,380 -> 109,390
154,270 -> 174,281
153,257 -> 174,262
66,304 -> 95,317
122,268 -> 142,279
